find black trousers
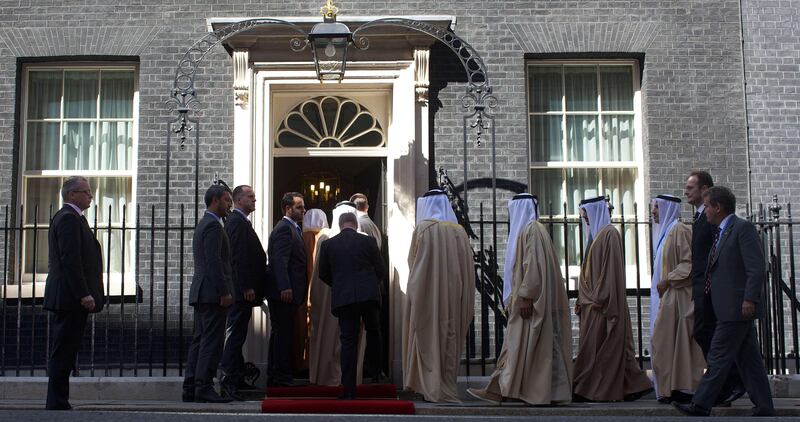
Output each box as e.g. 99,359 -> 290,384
692,314 -> 774,413
184,303 -> 227,393
337,301 -> 382,396
220,301 -> 253,388
267,300 -> 295,385
46,311 -> 88,410
694,295 -> 743,399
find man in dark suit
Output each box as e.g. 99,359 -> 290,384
318,212 -> 384,399
220,185 -> 269,400
266,192 -> 307,386
183,184 -> 234,403
44,176 -> 104,410
675,186 -> 774,417
685,171 -> 743,405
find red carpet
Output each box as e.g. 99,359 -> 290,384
262,384 -> 414,414
261,399 -> 415,414
267,384 -> 397,398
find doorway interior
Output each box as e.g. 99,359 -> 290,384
271,157 -> 385,229
272,155 -> 391,377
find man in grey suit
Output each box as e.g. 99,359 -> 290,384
266,192 -> 307,386
44,176 -> 104,410
183,184 -> 234,403
674,186 -> 774,416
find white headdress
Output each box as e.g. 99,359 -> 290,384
503,193 -> 539,306
331,200 -> 358,233
302,208 -> 329,232
415,189 -> 458,224
579,196 -> 611,244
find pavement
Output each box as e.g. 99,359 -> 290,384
0,410 -> 797,422
1,397 -> 800,419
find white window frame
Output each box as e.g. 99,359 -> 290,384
526,59 -> 647,289
11,63 -> 139,298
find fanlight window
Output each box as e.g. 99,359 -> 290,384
276,96 -> 385,148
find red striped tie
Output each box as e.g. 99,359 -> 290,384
704,227 -> 721,295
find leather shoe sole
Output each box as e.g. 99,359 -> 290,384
718,389 -> 746,407
673,402 -> 711,416
222,390 -> 246,401
195,393 -> 233,403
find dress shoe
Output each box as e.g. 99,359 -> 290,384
195,389 -> 233,403
466,387 -> 501,405
221,385 -> 246,402
370,372 -> 390,384
656,396 -> 672,404
181,390 -> 195,402
267,379 -> 295,387
673,402 -> 711,416
337,392 -> 356,400
237,379 -> 258,391
670,390 -> 693,404
718,389 -> 745,407
624,387 -> 653,402
45,403 -> 72,410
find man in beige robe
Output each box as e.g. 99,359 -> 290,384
467,193 -> 572,405
295,209 -> 328,375
573,196 -> 652,402
649,195 -> 705,403
308,202 -> 366,386
403,189 -> 475,403
350,193 -> 382,250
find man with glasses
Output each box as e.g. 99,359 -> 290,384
44,176 -> 104,410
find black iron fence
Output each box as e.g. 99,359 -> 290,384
0,203 -> 197,377
465,197 -> 800,377
0,198 -> 797,378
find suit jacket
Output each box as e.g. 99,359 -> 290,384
707,215 -> 766,322
225,210 -> 269,305
318,228 -> 384,316
691,209 -> 714,302
189,212 -> 234,306
267,217 -> 307,305
43,206 -> 105,313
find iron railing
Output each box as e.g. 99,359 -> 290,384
0,197 -> 796,378
464,196 -> 800,377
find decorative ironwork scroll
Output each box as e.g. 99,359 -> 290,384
352,18 -> 497,146
167,18 -> 310,150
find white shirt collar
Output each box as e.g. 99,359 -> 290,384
65,202 -> 83,216
696,204 -> 705,215
283,215 -> 300,229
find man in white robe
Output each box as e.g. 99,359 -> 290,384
467,193 -> 572,405
649,194 -> 705,403
403,189 -> 475,403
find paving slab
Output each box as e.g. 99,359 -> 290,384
0,397 -> 799,417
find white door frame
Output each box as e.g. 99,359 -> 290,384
240,62 -> 420,382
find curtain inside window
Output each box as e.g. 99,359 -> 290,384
23,69 -> 135,278
27,71 -> 62,119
